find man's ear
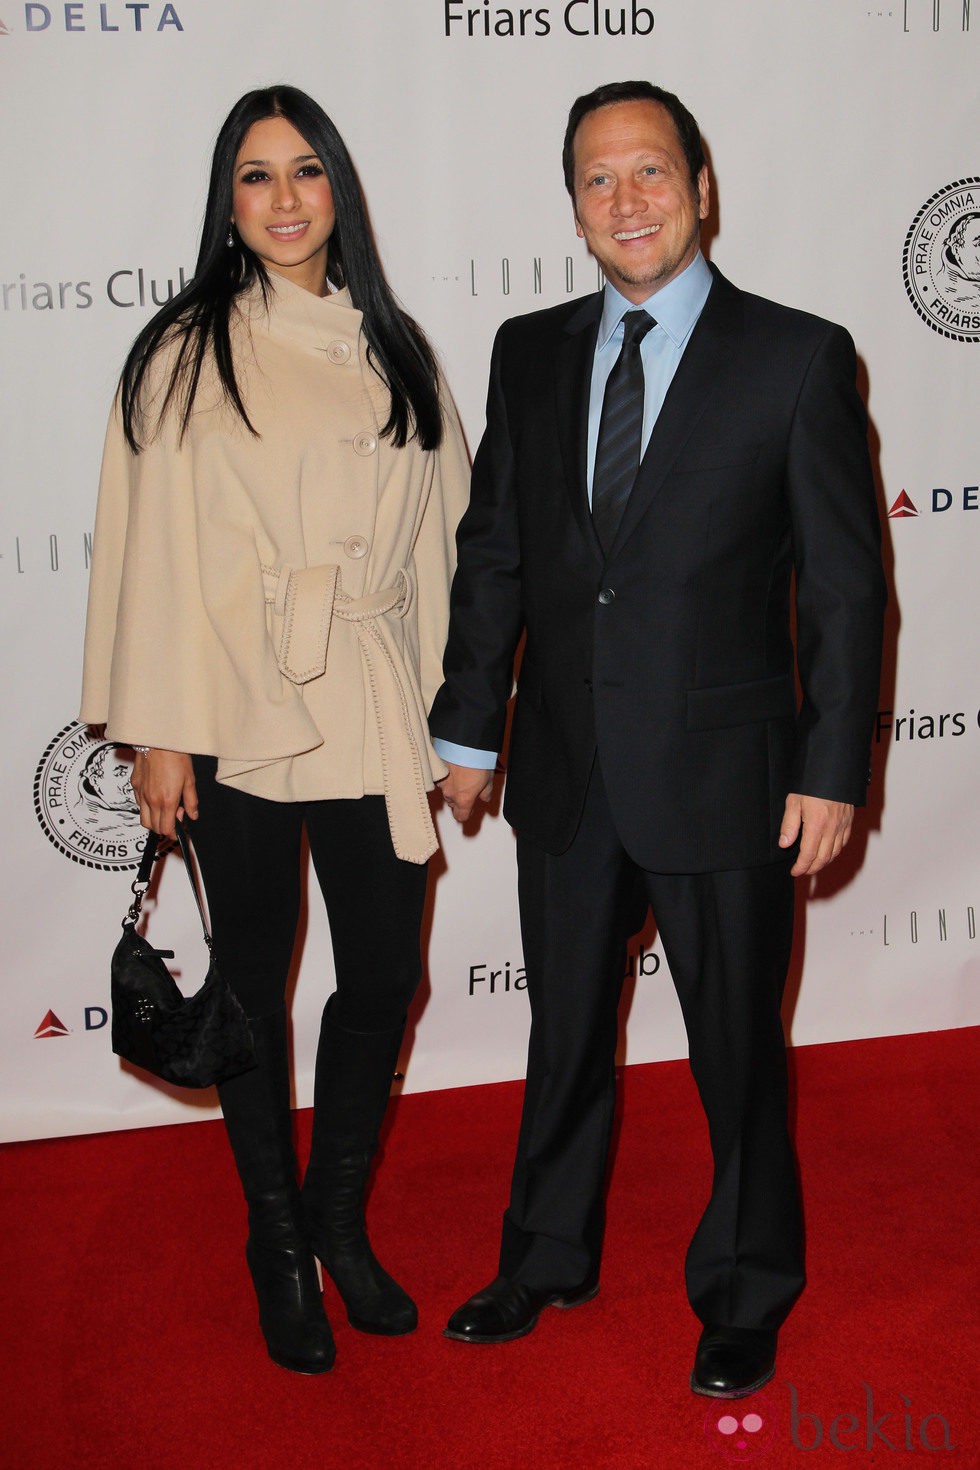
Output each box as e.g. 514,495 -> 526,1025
696,166 -> 710,222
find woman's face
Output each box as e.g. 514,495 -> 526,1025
231,116 -> 336,296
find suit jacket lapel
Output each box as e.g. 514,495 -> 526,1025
555,294 -> 603,556
608,267 -> 744,557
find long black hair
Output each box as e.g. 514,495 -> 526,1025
120,86 -> 443,452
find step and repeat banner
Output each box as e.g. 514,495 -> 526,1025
1,2 -> 977,1141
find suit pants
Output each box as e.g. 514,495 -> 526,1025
500,756 -> 804,1331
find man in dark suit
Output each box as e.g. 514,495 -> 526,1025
430,80 -> 885,1397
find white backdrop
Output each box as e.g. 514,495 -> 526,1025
1,1 -> 977,1142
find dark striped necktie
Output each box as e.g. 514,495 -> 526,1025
591,309 -> 655,554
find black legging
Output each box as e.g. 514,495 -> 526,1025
188,756 -> 428,1032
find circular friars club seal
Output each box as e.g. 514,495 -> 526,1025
903,178 -> 980,342
34,721 -> 148,871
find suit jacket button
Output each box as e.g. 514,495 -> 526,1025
598,588 -> 615,605
353,431 -> 378,456
343,535 -> 369,559
326,340 -> 351,364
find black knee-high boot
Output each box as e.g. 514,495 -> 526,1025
301,996 -> 417,1335
218,1007 -> 335,1374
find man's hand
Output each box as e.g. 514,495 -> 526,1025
437,761 -> 494,824
131,748 -> 199,838
779,793 -> 854,877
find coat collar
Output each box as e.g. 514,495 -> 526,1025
238,274 -> 360,355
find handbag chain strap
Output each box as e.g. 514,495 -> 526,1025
123,822 -> 214,953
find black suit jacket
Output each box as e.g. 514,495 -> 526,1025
430,266 -> 886,872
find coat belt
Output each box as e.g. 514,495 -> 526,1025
261,563 -> 436,864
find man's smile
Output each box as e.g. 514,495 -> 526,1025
613,224 -> 661,241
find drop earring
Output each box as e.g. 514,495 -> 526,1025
226,225 -> 235,247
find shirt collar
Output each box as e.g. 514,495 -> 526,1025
597,251 -> 713,350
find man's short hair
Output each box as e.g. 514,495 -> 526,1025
562,80 -> 706,197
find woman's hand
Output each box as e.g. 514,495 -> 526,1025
131,749 -> 199,838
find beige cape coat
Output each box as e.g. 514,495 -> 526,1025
80,275 -> 470,862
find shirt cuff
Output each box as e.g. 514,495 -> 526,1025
431,738 -> 498,769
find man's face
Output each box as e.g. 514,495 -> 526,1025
572,99 -> 709,304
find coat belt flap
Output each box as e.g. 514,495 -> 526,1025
263,563 -> 339,685
261,563 -> 411,685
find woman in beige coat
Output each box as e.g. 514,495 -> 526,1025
81,86 -> 469,1375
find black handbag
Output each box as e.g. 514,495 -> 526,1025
110,821 -> 256,1088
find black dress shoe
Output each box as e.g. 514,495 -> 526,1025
690,1324 -> 777,1398
444,1273 -> 599,1344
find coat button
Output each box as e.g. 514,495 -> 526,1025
343,535 -> 368,559
597,588 -> 615,605
326,340 -> 351,364
352,430 -> 378,456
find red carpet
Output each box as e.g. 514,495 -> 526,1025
2,1028 -> 976,1468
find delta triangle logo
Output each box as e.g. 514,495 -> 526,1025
34,1010 -> 71,1039
888,490 -> 918,518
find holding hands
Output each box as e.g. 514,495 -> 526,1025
438,762 -> 495,824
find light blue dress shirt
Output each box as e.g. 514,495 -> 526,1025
434,252 -> 713,771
